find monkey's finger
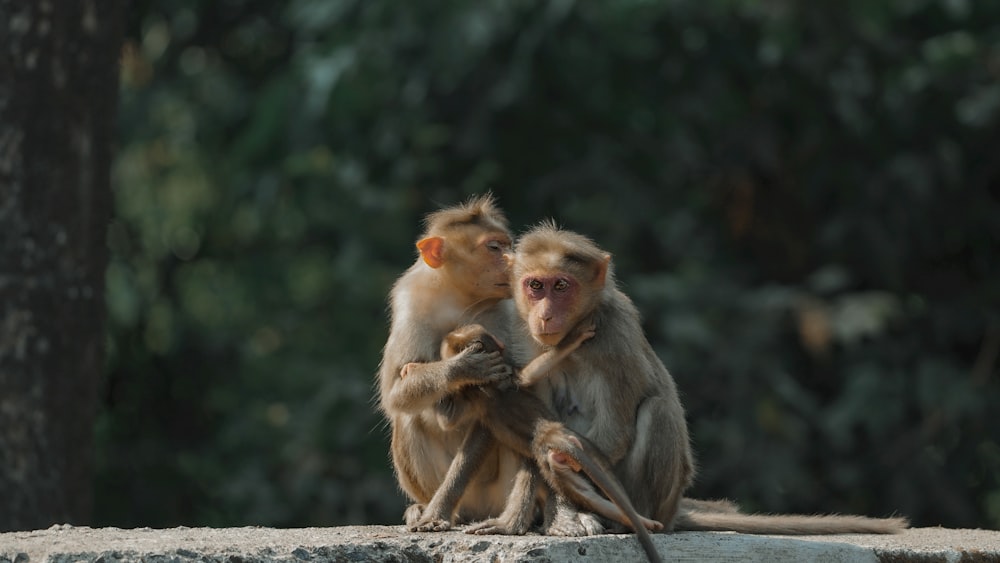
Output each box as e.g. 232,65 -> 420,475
485,364 -> 514,382
464,349 -> 502,364
478,351 -> 511,374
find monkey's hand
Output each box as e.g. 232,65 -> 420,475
399,363 -> 417,378
407,504 -> 454,533
447,347 -> 513,389
518,323 -> 596,388
562,322 -> 596,352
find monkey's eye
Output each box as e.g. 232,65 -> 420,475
486,240 -> 504,252
553,279 -> 570,291
528,279 -> 543,291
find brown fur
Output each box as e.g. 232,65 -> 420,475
510,223 -> 909,535
377,195 -> 524,530
435,324 -> 663,562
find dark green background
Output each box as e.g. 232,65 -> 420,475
99,0 -> 1000,530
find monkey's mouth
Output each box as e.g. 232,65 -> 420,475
534,332 -> 563,346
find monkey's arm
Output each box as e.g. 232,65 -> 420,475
465,461 -> 541,535
518,324 -> 595,387
382,347 -> 511,414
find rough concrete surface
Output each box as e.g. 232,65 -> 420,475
1,525 -> 999,563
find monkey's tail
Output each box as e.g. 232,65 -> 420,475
674,511 -> 909,535
576,452 -> 663,563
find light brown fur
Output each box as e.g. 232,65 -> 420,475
377,195 -> 524,530
509,223 -> 909,535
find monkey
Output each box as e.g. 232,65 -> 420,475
377,194 -> 536,534
379,197 -> 743,539
505,222 -> 909,536
377,195 -> 810,542
432,324 -> 664,563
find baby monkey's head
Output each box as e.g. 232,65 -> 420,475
440,323 -> 505,359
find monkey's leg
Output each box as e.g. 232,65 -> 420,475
545,445 -> 663,563
546,447 -> 663,532
465,461 -> 540,535
531,423 -> 663,562
472,396 -> 607,537
410,423 -> 494,532
541,490 -> 606,537
403,503 -> 426,527
616,395 -> 694,530
476,390 -> 541,460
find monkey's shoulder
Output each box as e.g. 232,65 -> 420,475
391,264 -> 496,330
465,300 -> 517,338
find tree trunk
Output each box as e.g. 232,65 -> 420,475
0,0 -> 123,532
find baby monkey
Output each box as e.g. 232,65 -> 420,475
433,323 -> 664,563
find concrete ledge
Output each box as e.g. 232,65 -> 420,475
2,525 -> 999,563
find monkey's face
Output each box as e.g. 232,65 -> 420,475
512,224 -> 610,347
445,232 -> 513,300
518,272 -> 583,347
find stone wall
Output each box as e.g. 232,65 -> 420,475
2,525 -> 999,562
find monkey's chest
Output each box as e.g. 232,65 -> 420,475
544,371 -> 591,434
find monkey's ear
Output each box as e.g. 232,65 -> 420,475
417,236 -> 446,268
594,254 -> 611,286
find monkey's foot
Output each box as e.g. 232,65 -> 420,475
409,517 -> 453,533
404,504 -> 453,532
403,503 -> 425,527
465,517 -> 531,536
543,510 -> 605,537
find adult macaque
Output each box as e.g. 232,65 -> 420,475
378,195 -> 528,532
509,222 -> 909,535
435,324 -> 664,563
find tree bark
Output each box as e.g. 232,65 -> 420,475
0,0 -> 123,531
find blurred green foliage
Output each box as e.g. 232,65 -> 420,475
99,0 -> 1000,529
